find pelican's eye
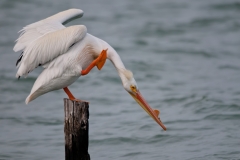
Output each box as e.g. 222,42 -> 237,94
130,85 -> 137,92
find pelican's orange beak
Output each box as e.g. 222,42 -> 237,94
129,90 -> 167,131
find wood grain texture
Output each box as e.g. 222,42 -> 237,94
64,98 -> 90,160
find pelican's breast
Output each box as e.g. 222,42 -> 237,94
77,44 -> 97,70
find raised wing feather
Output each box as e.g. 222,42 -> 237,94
14,9 -> 84,52
16,25 -> 87,78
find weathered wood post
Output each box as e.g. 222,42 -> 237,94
64,98 -> 90,160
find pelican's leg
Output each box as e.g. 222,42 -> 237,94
81,49 -> 107,76
63,87 -> 82,102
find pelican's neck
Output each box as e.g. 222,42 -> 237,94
89,34 -> 128,83
109,49 -> 125,70
107,46 -> 128,82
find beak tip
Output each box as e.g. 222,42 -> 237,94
162,126 -> 167,131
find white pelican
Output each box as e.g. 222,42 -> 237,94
14,9 -> 166,130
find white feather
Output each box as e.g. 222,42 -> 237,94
14,9 -> 131,105
14,9 -> 84,73
16,25 -> 87,77
14,9 -> 83,52
25,34 -> 101,104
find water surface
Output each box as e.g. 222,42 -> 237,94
0,0 -> 240,160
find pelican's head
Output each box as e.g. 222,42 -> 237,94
120,69 -> 167,130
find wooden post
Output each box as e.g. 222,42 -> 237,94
64,98 -> 90,160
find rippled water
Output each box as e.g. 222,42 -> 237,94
1,0 -> 240,160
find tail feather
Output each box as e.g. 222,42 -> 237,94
25,95 -> 31,104
25,91 -> 41,104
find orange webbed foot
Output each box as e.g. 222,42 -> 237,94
81,49 -> 108,76
96,49 -> 107,70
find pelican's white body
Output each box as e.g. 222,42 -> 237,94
14,9 -> 126,104
13,9 -> 167,130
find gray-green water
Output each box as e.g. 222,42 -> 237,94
1,0 -> 240,160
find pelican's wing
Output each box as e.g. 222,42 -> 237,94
16,25 -> 87,78
14,9 -> 84,52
